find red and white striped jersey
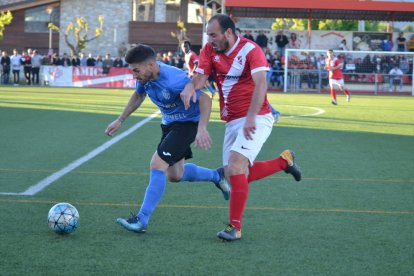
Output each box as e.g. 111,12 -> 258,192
184,50 -> 199,76
195,36 -> 271,122
326,56 -> 344,80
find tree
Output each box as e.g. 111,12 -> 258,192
315,19 -> 358,31
49,16 -> 104,56
0,10 -> 13,40
171,17 -> 189,46
272,18 -> 306,30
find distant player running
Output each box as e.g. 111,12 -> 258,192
325,49 -> 351,105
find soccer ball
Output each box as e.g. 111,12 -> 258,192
47,203 -> 79,234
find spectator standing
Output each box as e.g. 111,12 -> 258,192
0,51 -> 10,84
381,35 -> 393,51
71,54 -> 81,67
79,53 -> 87,66
51,53 -> 60,65
389,64 -> 403,91
396,32 -> 407,52
288,33 -> 301,49
21,51 -> 32,85
338,39 -> 349,51
86,53 -> 96,66
243,30 -> 254,41
407,35 -> 414,52
11,49 -> 21,86
113,56 -> 124,67
255,30 -> 268,51
102,53 -> 113,74
275,30 -> 289,56
31,50 -> 42,85
95,54 -> 103,67
61,53 -> 71,66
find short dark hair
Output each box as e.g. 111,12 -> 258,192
208,13 -> 236,35
125,44 -> 156,64
182,40 -> 191,47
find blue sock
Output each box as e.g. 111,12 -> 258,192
137,170 -> 166,225
181,163 -> 219,183
269,103 -> 278,114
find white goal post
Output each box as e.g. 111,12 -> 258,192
282,49 -> 414,96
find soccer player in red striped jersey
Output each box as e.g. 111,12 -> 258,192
180,14 -> 302,241
325,49 -> 351,105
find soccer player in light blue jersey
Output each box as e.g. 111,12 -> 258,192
105,44 -> 229,233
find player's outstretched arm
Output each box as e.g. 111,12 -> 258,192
195,92 -> 212,150
105,92 -> 146,136
181,74 -> 209,110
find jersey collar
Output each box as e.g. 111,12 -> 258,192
225,36 -> 240,56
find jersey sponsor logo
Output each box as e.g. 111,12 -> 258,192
162,151 -> 172,156
214,55 -> 220,62
161,89 -> 171,100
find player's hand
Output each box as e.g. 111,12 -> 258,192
105,120 -> 122,136
243,116 -> 256,140
195,128 -> 212,150
180,84 -> 197,110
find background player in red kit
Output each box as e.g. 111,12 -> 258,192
181,40 -> 217,97
181,14 -> 302,241
325,49 -> 351,105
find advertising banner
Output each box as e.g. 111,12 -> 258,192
42,66 -> 135,88
42,66 -> 73,86
72,67 -> 135,88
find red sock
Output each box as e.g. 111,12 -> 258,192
247,157 -> 288,183
229,174 -> 248,230
330,87 -> 337,101
344,89 -> 350,96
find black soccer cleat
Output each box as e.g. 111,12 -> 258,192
280,150 -> 302,181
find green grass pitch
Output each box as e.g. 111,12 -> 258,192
0,86 -> 413,275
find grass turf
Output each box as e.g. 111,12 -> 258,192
0,86 -> 413,275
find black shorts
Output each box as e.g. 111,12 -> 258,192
157,121 -> 198,166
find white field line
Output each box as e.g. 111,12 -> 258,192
0,111 -> 160,196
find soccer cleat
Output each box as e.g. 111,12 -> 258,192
331,100 -> 338,105
217,224 -> 242,241
346,94 -> 351,102
214,167 -> 230,200
280,150 -> 302,181
272,110 -> 281,124
116,214 -> 147,233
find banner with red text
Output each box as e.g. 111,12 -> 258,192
72,67 -> 135,88
42,66 -> 135,88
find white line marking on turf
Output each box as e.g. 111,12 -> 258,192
0,111 -> 160,196
281,105 -> 325,119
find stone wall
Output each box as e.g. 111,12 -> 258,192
59,0 -> 132,58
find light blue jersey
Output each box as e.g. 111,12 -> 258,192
136,62 -> 201,125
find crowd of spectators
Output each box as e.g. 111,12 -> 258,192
1,30 -> 414,91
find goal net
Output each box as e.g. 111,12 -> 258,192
282,49 -> 414,95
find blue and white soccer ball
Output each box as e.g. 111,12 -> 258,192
47,203 -> 79,234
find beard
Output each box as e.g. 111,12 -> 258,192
213,40 -> 230,53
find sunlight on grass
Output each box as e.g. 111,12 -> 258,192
0,87 -> 413,136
